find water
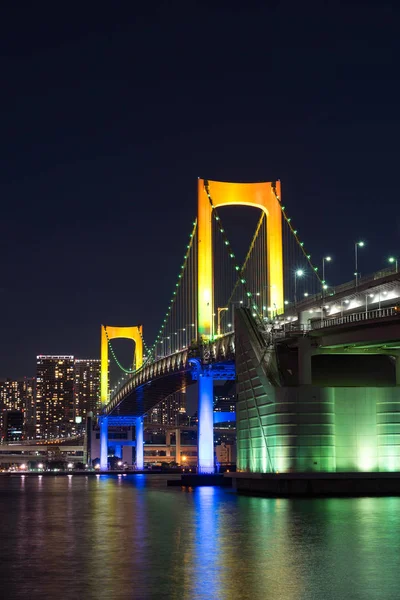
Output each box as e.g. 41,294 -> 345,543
0,474 -> 399,600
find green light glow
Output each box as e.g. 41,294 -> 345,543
237,383 -> 400,474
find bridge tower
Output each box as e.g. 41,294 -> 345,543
196,179 -> 283,473
100,325 -> 143,406
99,325 -> 144,471
197,179 -> 284,338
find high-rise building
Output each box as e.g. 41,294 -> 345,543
0,379 -> 23,412
3,411 -> 24,441
74,359 -> 101,428
0,377 -> 35,439
36,356 -> 74,439
146,390 -> 187,425
22,377 -> 36,439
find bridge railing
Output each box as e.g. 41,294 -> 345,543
291,266 -> 399,312
311,306 -> 398,330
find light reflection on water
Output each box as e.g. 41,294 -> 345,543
0,475 -> 399,600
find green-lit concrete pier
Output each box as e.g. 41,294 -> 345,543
233,305 -> 400,494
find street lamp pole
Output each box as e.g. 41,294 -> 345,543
231,301 -> 243,331
294,269 -> 304,305
322,256 -> 332,295
355,241 -> 365,288
389,257 -> 398,273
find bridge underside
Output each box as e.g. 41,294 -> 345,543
106,369 -> 194,417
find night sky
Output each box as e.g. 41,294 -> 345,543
1,1 -> 399,378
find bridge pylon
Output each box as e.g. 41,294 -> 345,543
197,179 -> 284,338
101,325 -> 143,406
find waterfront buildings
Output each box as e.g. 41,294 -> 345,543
3,411 -> 24,441
36,356 -> 75,439
74,359 -> 101,430
0,377 -> 35,439
35,356 -> 101,439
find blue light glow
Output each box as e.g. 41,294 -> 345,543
213,411 -> 236,424
198,375 -> 214,474
99,416 -> 108,470
136,418 -> 144,470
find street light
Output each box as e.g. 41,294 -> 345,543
365,293 -> 374,317
178,328 -> 186,349
160,337 -> 171,356
322,256 -> 332,295
388,257 -> 398,273
355,241 -> 365,287
231,300 -> 243,329
294,269 -> 304,304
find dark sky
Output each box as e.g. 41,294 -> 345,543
1,0 -> 400,378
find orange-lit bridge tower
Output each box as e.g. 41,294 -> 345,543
196,179 -> 283,473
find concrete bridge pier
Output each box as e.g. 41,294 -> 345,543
114,444 -> 122,459
136,417 -> 144,470
99,416 -> 109,470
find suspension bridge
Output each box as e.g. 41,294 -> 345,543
98,178 -> 400,475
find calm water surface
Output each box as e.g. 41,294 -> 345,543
0,474 -> 399,600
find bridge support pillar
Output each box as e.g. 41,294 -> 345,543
114,444 -> 122,459
175,428 -> 181,465
197,373 -> 214,474
136,418 -> 144,470
99,416 -> 108,471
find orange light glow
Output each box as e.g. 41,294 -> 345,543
197,179 -> 283,337
100,325 -> 143,405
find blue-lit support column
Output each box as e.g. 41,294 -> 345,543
190,358 -> 236,475
198,372 -> 214,473
136,417 -> 144,470
99,416 -> 109,471
190,358 -> 215,474
114,444 -> 122,459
